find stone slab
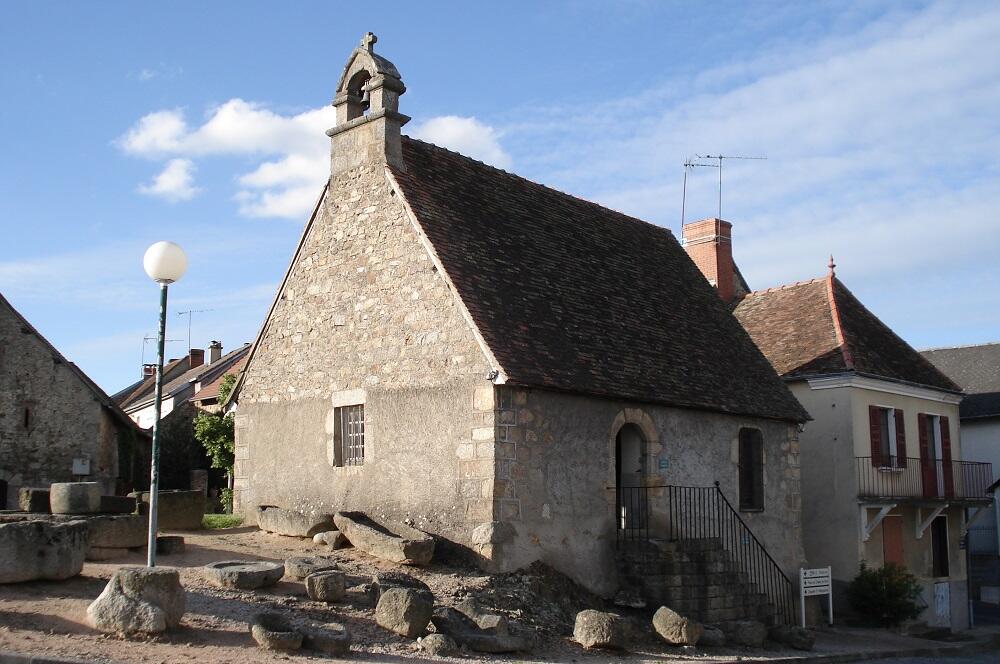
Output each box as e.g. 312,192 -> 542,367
99,495 -> 137,514
17,488 -> 50,513
333,511 -> 434,565
204,560 -> 284,590
130,491 -> 204,530
87,514 -> 148,549
257,505 -> 332,538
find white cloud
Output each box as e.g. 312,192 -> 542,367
411,116 -> 512,169
138,158 -> 200,202
119,109 -> 187,155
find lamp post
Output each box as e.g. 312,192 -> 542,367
142,241 -> 187,567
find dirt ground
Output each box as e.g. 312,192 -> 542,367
0,526 -> 835,663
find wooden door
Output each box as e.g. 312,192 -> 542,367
882,515 -> 904,566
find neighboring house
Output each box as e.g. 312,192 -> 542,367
922,343 -> 1000,590
229,33 -> 810,619
692,222 -> 990,630
120,342 -> 250,427
191,353 -> 246,413
0,292 -> 148,506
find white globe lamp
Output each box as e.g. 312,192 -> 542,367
143,241 -> 188,284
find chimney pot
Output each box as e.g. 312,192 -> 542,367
207,340 -> 223,364
682,217 -> 735,303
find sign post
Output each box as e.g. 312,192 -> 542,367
800,566 -> 833,628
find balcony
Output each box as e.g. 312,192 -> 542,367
856,456 -> 993,502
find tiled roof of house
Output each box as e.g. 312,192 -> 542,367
124,345 -> 250,411
0,292 -> 147,435
388,137 -> 808,422
192,354 -> 247,402
733,276 -> 960,393
922,342 -> 1000,419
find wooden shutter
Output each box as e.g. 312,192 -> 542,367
940,416 -> 954,498
869,406 -> 883,467
894,410 -> 907,468
918,413 -> 936,498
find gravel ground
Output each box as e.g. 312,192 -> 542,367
0,526 -> 962,663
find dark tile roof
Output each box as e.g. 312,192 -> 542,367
389,137 -> 808,422
922,343 -> 1000,419
0,292 -> 147,435
733,276 -> 960,393
124,345 -> 250,411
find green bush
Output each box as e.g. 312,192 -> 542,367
847,562 -> 924,626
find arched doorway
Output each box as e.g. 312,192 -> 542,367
615,423 -> 647,532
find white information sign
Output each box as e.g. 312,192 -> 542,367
800,566 -> 833,627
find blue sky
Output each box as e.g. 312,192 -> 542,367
1,1 -> 998,393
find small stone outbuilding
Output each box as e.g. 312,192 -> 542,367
229,34 -> 809,599
0,292 -> 147,507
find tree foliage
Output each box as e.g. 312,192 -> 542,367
193,374 -> 237,474
847,562 -> 924,627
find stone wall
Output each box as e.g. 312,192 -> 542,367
487,386 -> 805,596
0,302 -> 121,506
235,160 -> 494,540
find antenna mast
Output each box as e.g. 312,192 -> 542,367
681,157 -> 719,230
176,309 -> 214,351
697,154 -> 767,219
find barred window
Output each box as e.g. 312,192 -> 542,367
738,428 -> 764,511
335,404 -> 365,466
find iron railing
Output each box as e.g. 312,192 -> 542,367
855,457 -> 993,500
616,483 -> 796,625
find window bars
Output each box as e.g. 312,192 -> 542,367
337,404 -> 365,466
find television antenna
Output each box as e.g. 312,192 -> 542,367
140,334 -> 183,372
681,157 -> 719,228
176,309 -> 214,351
696,154 -> 767,220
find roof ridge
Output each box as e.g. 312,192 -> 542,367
825,275 -> 855,370
400,135 -> 678,240
744,276 -> 827,297
921,340 -> 1000,352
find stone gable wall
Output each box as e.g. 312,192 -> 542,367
235,162 -> 496,537
0,305 -> 119,506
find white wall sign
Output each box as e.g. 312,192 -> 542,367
800,566 -> 833,627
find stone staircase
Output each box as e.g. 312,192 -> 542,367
616,537 -> 776,624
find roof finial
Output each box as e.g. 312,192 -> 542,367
828,254 -> 836,277
361,32 -> 377,52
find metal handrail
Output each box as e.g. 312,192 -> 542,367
855,457 -> 993,500
616,482 -> 796,625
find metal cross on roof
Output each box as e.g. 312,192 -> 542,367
361,32 -> 377,51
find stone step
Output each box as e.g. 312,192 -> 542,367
618,571 -> 749,588
695,603 -> 776,624
650,583 -> 759,600
652,592 -> 768,614
649,538 -> 722,553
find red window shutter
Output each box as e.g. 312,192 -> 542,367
894,410 -> 907,467
869,406 -> 883,467
918,413 -> 936,498
940,416 -> 954,498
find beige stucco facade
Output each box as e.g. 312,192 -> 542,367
793,375 -> 972,629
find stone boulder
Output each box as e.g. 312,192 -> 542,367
573,610 -> 626,650
455,597 -> 509,636
431,606 -> 534,653
100,495 -> 138,514
204,560 -> 284,589
312,530 -> 349,549
87,514 -> 148,549
0,519 -> 88,583
18,487 -> 50,513
284,555 -> 339,580
50,482 -> 101,514
375,587 -> 433,638
131,490 -> 205,530
718,619 -> 768,648
769,625 -> 815,651
87,566 -> 185,634
306,570 -> 346,603
250,612 -> 302,651
257,505 -> 332,538
419,633 -> 458,657
334,511 -> 434,565
157,535 -> 185,555
652,606 -> 704,646
370,570 -> 432,601
301,621 -> 351,655
700,626 -> 726,647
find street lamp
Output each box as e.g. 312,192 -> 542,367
142,241 -> 187,567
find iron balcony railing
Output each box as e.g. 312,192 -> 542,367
855,456 -> 993,501
616,483 -> 795,626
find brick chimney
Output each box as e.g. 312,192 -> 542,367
188,348 -> 205,370
207,340 -> 222,364
682,218 -> 735,303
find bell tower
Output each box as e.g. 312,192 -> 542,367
326,32 -> 409,175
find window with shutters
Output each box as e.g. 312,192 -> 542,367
868,406 -> 906,469
738,428 -> 764,511
918,413 -> 953,499
333,404 -> 365,466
